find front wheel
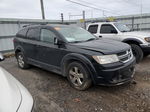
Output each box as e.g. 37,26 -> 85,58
130,44 -> 143,63
66,62 -> 92,90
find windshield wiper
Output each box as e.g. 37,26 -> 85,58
70,38 -> 97,43
121,30 -> 127,32
86,38 -> 96,42
70,40 -> 84,43
121,30 -> 131,32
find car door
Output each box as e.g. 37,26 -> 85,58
99,24 -> 120,41
24,27 -> 40,62
37,28 -> 63,72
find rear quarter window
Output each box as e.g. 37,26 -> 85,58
16,28 -> 28,38
27,28 -> 40,40
88,25 -> 98,34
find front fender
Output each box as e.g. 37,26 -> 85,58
61,53 -> 97,84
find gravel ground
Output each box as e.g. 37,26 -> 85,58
0,56 -> 150,112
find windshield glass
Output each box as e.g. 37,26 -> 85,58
114,23 -> 131,32
56,27 -> 96,42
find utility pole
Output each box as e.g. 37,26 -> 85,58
140,0 -> 142,31
69,13 -> 71,20
83,11 -> 86,29
102,10 -> 106,17
91,10 -> 93,18
61,13 -> 64,23
68,11 -> 86,29
40,0 -> 45,19
132,16 -> 134,31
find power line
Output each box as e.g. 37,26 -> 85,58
116,0 -> 147,10
116,0 -> 145,14
77,0 -> 117,13
66,0 -> 121,16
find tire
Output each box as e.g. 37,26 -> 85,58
66,62 -> 92,90
144,52 -> 149,57
16,52 -> 29,69
130,44 -> 143,63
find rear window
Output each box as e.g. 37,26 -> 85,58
27,28 -> 40,40
16,28 -> 28,38
88,25 -> 98,34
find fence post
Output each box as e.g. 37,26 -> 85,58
132,16 -> 134,31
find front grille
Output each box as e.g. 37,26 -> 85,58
117,49 -> 133,63
117,51 -> 126,56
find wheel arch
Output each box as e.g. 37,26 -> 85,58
122,38 -> 143,45
15,46 -> 25,57
61,53 -> 97,83
123,38 -> 144,63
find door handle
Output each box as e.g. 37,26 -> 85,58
99,35 -> 102,38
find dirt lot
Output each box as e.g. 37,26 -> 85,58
0,57 -> 150,112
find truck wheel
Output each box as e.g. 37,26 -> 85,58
130,44 -> 143,63
17,52 -> 29,69
144,52 -> 149,57
66,62 -> 92,90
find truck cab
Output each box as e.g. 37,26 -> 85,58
87,22 -> 150,63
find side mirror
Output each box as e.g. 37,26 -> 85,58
54,38 -> 64,45
111,30 -> 118,34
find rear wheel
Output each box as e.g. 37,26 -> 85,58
66,62 -> 92,90
130,44 -> 143,63
17,52 -> 29,69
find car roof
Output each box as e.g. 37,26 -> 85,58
88,22 -> 116,25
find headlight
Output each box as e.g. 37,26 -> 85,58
92,54 -> 119,64
145,37 -> 150,42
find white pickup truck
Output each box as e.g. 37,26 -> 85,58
87,22 -> 150,63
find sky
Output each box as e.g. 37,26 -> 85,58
0,0 -> 150,20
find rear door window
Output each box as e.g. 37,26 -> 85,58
27,28 -> 40,40
100,24 -> 117,34
88,25 -> 98,34
40,29 -> 56,43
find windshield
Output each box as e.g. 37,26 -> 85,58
56,27 -> 96,42
114,23 -> 131,32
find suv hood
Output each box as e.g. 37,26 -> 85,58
0,67 -> 21,112
123,31 -> 150,39
72,39 -> 130,54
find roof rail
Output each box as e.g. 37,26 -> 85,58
90,17 -> 117,23
22,23 -> 47,27
22,22 -> 70,28
22,24 -> 30,27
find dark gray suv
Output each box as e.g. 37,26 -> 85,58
14,24 -> 136,90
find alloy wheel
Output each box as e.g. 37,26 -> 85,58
69,67 -> 84,86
